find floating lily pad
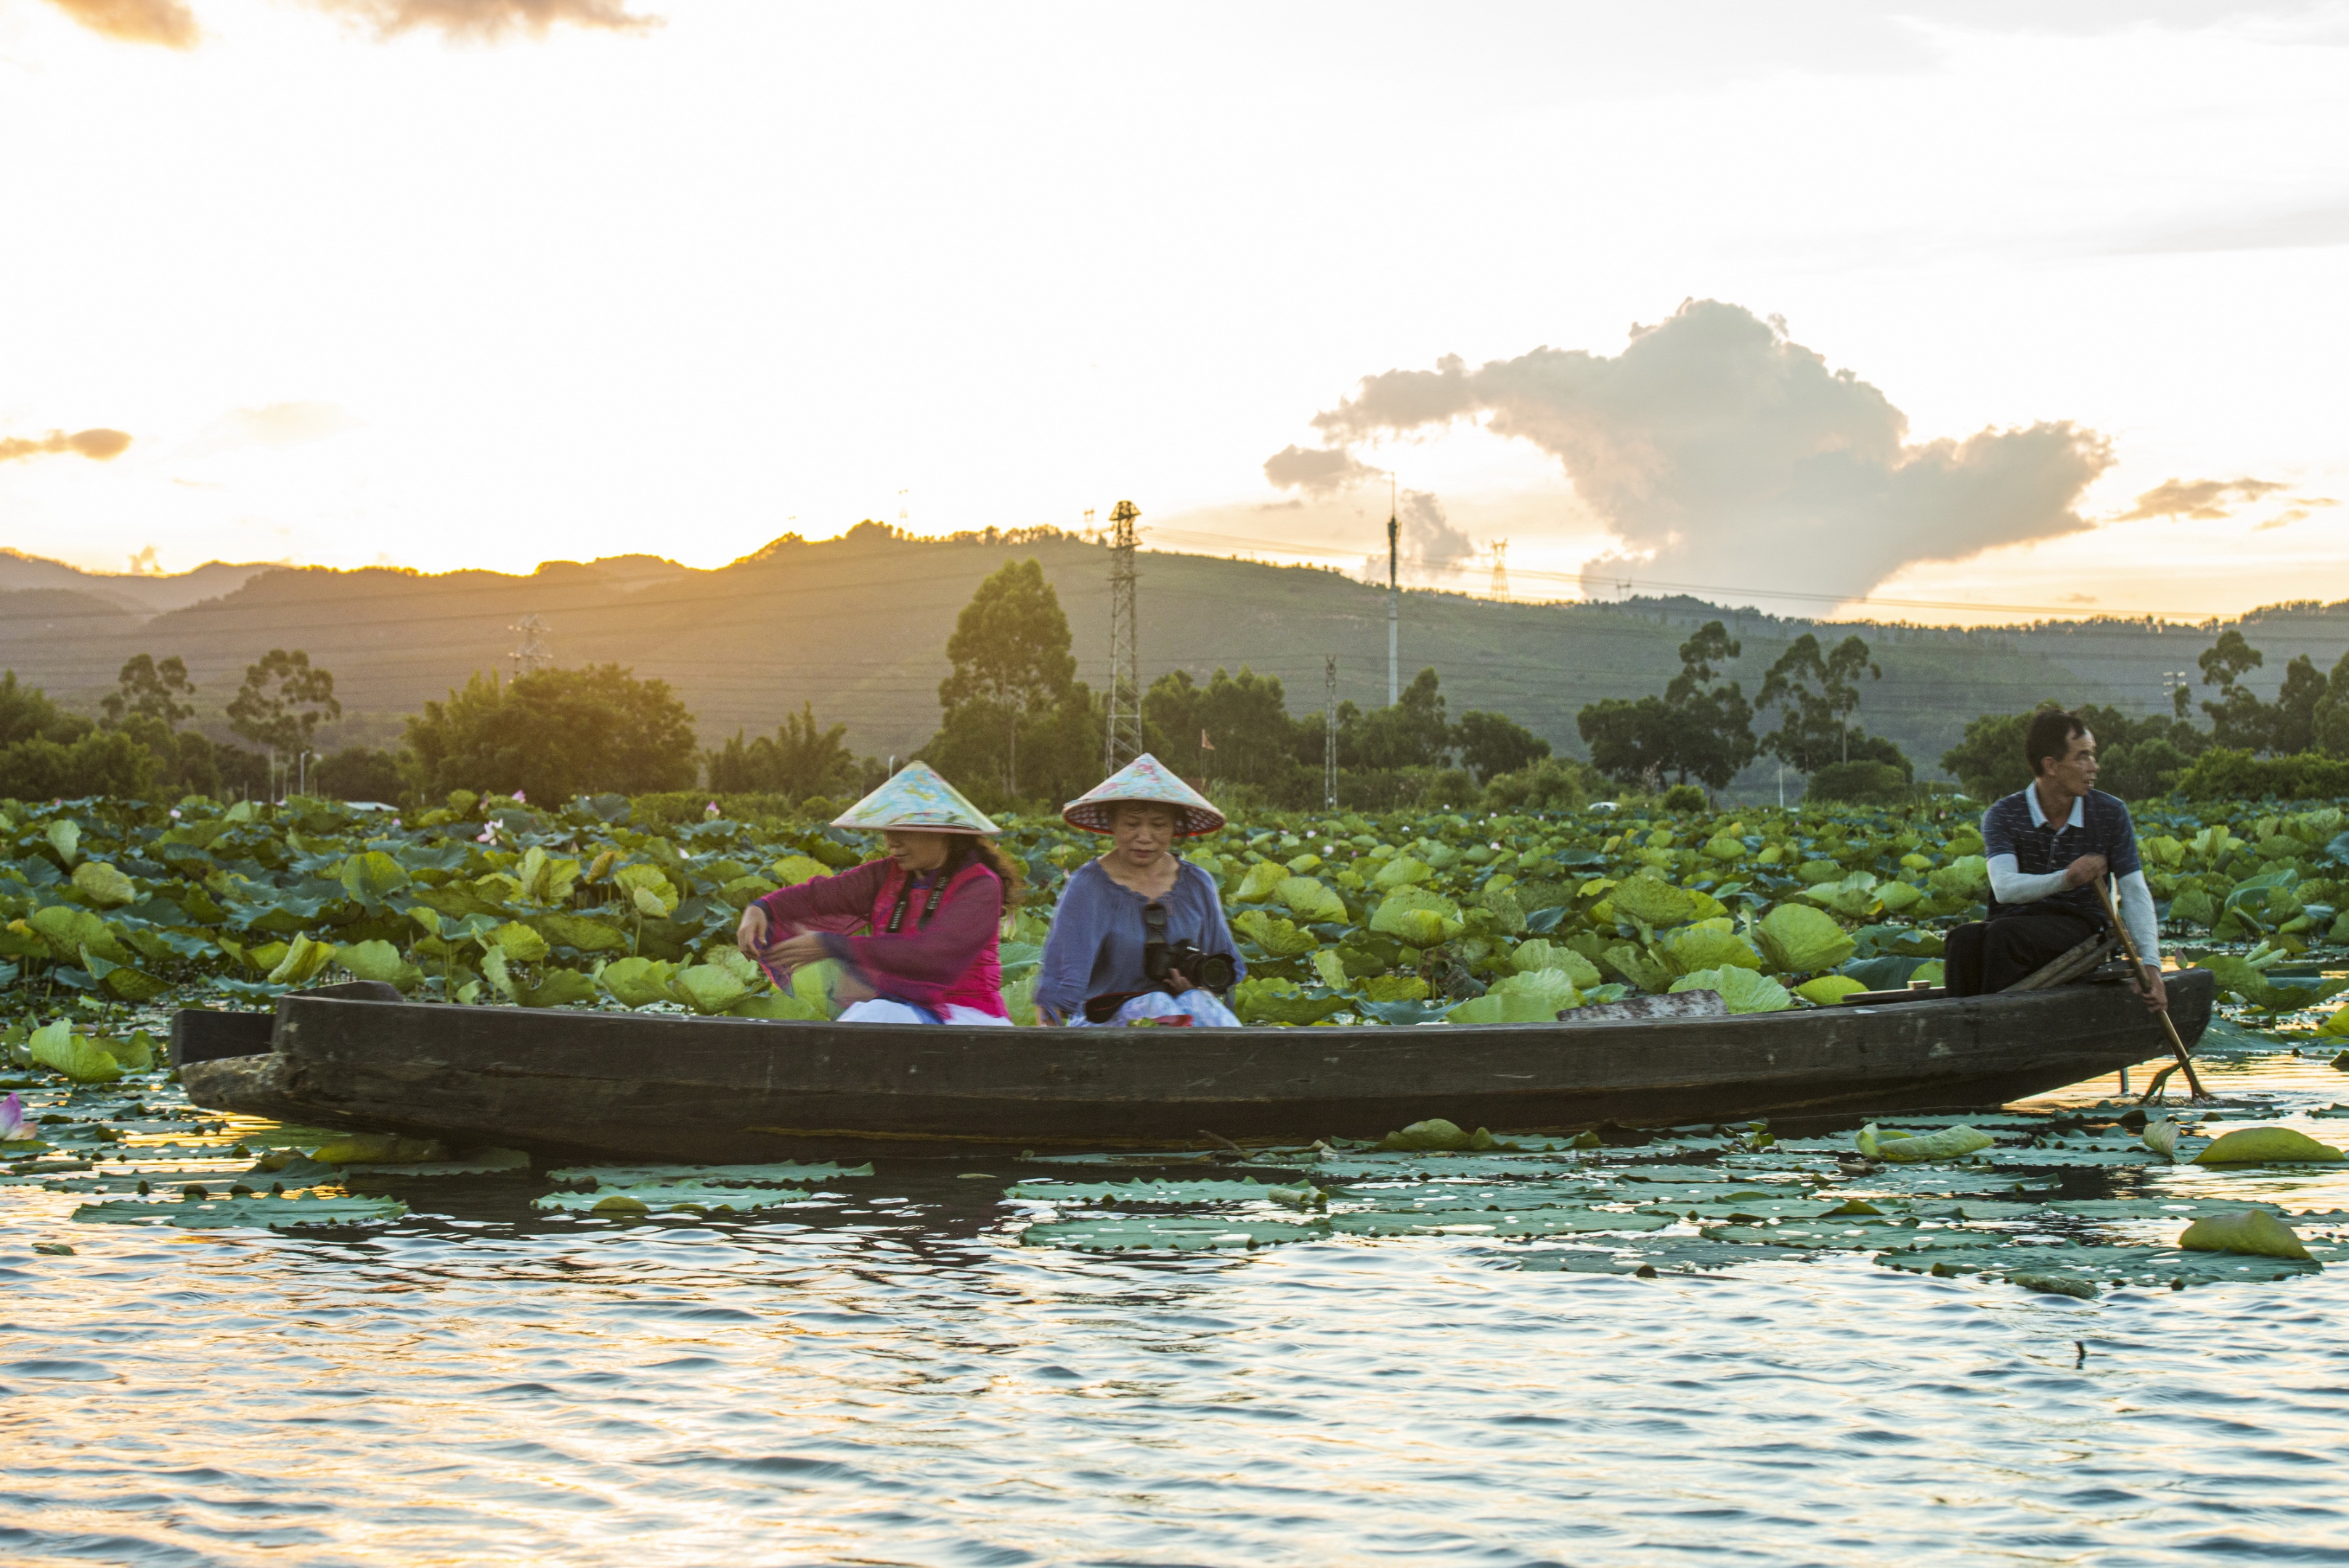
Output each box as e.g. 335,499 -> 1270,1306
72,1193 -> 408,1229
534,1184 -> 817,1214
1018,1217 -> 1332,1252
1330,1206 -> 1673,1238
544,1160 -> 874,1188
1877,1243 -> 2330,1288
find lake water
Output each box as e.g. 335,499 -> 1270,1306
6,1050 -> 2349,1567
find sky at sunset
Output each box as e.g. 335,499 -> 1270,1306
4,0 -> 2347,623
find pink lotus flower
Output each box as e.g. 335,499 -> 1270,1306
705,801 -> 720,817
512,790 -> 526,802
1,1093 -> 25,1142
477,827 -> 497,844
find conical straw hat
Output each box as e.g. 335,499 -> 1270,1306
831,763 -> 999,835
1062,754 -> 1226,836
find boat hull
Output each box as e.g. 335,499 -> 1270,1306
176,968 -> 2215,1160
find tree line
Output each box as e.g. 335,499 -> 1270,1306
14,555 -> 2348,810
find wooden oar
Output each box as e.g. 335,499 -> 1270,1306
2096,878 -> 2207,1101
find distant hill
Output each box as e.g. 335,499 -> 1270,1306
0,550 -> 277,615
7,522 -> 2346,797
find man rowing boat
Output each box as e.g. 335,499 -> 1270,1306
1945,706 -> 2167,1011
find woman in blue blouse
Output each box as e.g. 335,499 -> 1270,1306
1036,756 -> 1245,1027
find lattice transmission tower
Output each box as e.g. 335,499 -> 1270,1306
1104,500 -> 1144,772
1490,539 -> 1509,599
1323,656 -> 1338,809
1385,479 -> 1399,705
509,613 -> 552,675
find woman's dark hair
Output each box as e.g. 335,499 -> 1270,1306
946,836 -> 1025,910
2025,707 -> 2088,778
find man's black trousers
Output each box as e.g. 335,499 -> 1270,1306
1945,910 -> 2101,996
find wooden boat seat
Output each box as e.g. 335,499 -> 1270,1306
1836,931 -> 2117,1006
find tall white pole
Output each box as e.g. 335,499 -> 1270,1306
1386,477 -> 1399,706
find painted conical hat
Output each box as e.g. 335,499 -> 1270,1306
1062,754 -> 1226,836
831,763 -> 999,835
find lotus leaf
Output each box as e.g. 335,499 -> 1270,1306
1603,942 -> 1674,994
1801,873 -> 1881,919
2192,1126 -> 2345,1164
1447,989 -> 1555,1025
769,854 -> 831,886
668,963 -> 752,1015
70,861 -> 137,907
1233,860 -> 1287,902
1669,967 -> 1791,1013
515,846 -> 579,904
73,1193 -> 409,1229
2178,1209 -> 2313,1260
1493,967 -> 1581,1014
1312,950 -> 1349,989
1927,855 -> 1989,901
1369,887 -> 1464,947
1277,876 -> 1348,924
266,934 -> 337,987
86,950 -> 169,1002
538,1184 -> 811,1214
1019,1216 -> 1330,1251
1872,1124 -> 1994,1162
43,820 -> 80,863
514,968 -> 597,1008
616,863 -> 680,915
1875,881 -> 1923,914
1656,925 -> 1762,976
311,1132 -> 449,1164
599,955 -> 679,1008
1754,903 -> 1855,974
2202,955 -> 2348,1013
528,912 -> 630,954
29,905 -> 129,965
1610,876 -> 1695,928
1702,834 -> 1744,862
2142,1117 -> 2180,1161
28,1021 -> 123,1084
1372,855 -> 1433,889
1232,977 -> 1348,1025
1230,909 -> 1314,956
1360,973 -> 1430,1003
338,851 -> 411,906
1796,975 -> 1868,1006
475,921 -> 546,963
1379,1117 -> 1474,1151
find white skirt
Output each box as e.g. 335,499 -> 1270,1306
1072,988 -> 1242,1028
837,999 -> 1013,1026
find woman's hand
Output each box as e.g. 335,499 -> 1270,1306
768,932 -> 829,968
736,904 -> 771,962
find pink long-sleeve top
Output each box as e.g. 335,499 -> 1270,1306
753,857 -> 1006,1018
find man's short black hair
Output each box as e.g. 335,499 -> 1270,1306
2025,707 -> 2088,777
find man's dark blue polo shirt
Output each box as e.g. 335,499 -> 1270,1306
1979,785 -> 2141,924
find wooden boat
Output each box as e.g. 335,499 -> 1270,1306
173,967 -> 2216,1161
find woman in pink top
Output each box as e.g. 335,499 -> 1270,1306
736,763 -> 1022,1025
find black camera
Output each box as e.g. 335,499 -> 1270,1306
1142,901 -> 1237,993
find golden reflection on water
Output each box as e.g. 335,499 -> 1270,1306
4,1048 -> 2349,1564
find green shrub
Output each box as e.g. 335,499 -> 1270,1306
1805,761 -> 1914,805
2175,748 -> 2349,801
1658,783 -> 1708,811
315,746 -> 410,805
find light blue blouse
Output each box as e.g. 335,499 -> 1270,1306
1034,858 -> 1245,1021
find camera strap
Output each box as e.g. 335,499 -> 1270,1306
883,869 -> 952,934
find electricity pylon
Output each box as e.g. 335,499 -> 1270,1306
509,614 -> 552,675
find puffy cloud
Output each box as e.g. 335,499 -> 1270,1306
40,0 -> 198,47
0,428 -> 132,463
1263,443 -> 1378,494
309,0 -> 659,38
1279,299 -> 2115,601
2113,476 -> 2287,521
